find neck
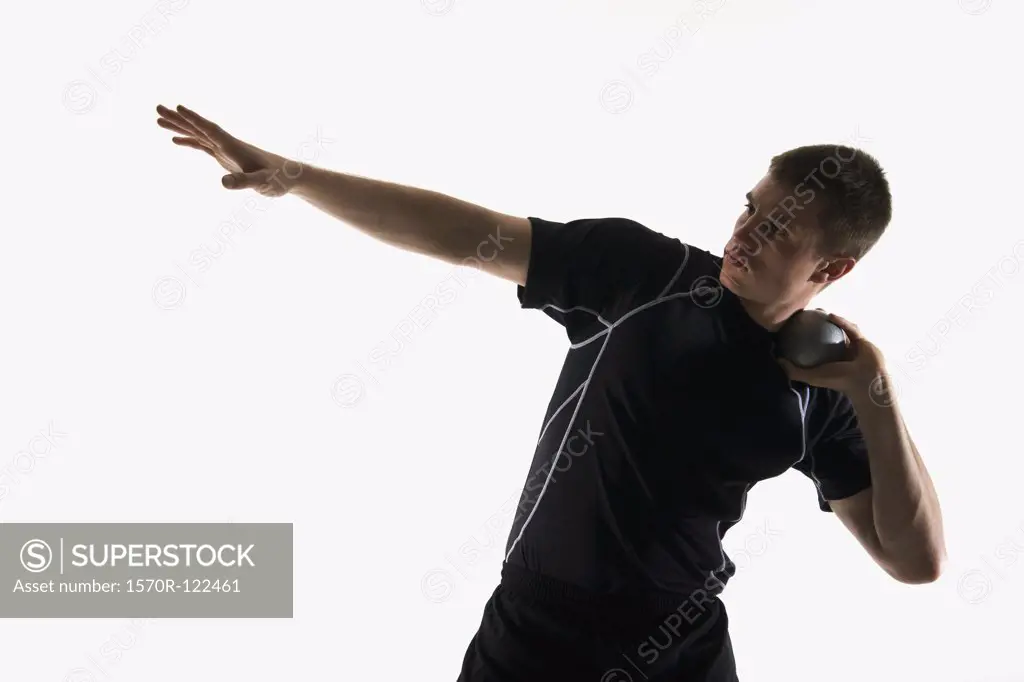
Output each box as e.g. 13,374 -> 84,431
735,293 -> 812,332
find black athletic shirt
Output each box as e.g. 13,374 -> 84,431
505,216 -> 873,596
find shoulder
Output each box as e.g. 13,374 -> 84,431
528,215 -> 721,299
532,216 -> 684,250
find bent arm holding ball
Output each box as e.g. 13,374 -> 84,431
779,313 -> 946,584
839,379 -> 945,584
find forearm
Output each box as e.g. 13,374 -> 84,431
848,372 -> 946,580
290,165 -> 527,278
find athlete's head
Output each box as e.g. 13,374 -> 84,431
720,144 -> 892,314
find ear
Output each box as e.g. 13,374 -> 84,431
811,256 -> 856,284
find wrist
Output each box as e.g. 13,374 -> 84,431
283,158 -> 321,197
847,364 -> 900,409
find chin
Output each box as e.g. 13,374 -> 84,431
719,260 -> 744,294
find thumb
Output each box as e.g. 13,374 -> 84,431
222,170 -> 270,190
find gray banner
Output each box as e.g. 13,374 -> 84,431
0,523 -> 292,617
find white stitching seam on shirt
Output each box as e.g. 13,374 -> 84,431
792,384 -> 825,500
536,382 -> 586,445
506,245 -> 815,594
540,302 -> 614,329
505,330 -> 615,561
711,388 -> 810,581
658,242 -> 692,298
505,244 -> 695,561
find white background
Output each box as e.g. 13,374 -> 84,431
2,0 -> 1022,679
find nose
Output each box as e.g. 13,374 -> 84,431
729,224 -> 761,257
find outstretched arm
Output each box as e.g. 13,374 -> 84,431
156,103 -> 532,285
289,164 -> 531,285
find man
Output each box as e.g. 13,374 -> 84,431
156,103 -> 946,681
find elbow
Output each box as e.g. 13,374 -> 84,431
889,549 -> 947,585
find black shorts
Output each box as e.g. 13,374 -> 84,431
458,563 -> 739,682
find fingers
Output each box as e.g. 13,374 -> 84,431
158,117 -> 196,138
175,104 -> 231,143
826,313 -> 864,340
172,136 -> 217,158
156,104 -> 207,140
158,105 -> 227,164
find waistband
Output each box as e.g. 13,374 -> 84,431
499,562 -> 719,619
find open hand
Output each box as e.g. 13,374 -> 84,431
156,104 -> 298,197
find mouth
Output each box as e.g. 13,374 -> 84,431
724,250 -> 748,270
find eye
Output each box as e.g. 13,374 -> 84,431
745,201 -> 755,216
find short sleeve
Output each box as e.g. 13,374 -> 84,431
792,389 -> 873,512
518,216 -> 688,333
